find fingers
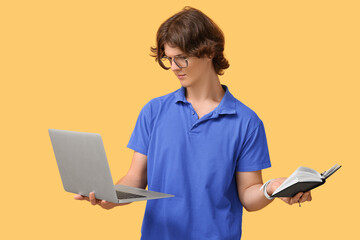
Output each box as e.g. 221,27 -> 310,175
279,197 -> 291,204
280,192 -> 303,205
74,192 -> 99,205
268,181 -> 281,194
100,200 -> 116,210
299,191 -> 312,203
290,192 -> 303,205
74,192 -> 120,209
100,200 -> 108,208
289,191 -> 312,205
279,191 -> 312,206
89,192 -> 101,205
74,194 -> 89,201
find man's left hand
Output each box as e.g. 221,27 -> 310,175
267,178 -> 312,205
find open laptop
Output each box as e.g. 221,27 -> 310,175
49,129 -> 174,204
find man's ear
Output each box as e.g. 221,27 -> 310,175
207,53 -> 214,60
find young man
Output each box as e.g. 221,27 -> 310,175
75,7 -> 312,239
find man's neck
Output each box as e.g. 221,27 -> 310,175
185,76 -> 225,105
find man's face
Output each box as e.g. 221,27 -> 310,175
164,43 -> 213,88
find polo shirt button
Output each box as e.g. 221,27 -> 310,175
192,111 -> 195,115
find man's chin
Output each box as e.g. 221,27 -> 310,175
179,80 -> 192,88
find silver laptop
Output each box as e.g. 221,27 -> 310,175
49,129 -> 174,203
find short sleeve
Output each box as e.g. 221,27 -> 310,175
127,103 -> 152,156
236,120 -> 271,172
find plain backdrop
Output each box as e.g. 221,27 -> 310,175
1,0 -> 359,239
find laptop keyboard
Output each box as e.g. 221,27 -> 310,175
116,191 -> 146,199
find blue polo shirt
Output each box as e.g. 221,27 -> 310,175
127,85 -> 271,240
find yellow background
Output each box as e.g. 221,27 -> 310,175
1,0 -> 359,239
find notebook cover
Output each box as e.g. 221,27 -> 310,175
271,180 -> 325,198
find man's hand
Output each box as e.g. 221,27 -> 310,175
267,178 -> 312,205
73,151 -> 147,210
74,192 -> 130,210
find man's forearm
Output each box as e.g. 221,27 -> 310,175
115,173 -> 147,189
241,183 -> 274,212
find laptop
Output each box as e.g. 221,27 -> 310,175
49,129 -> 174,203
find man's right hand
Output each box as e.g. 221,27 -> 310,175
74,192 -> 130,210
74,151 -> 147,210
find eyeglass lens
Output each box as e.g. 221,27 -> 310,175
160,56 -> 188,69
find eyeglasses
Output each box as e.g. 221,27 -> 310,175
159,56 -> 189,70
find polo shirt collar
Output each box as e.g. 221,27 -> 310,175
174,84 -> 237,116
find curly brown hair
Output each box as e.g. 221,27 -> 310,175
151,6 -> 229,75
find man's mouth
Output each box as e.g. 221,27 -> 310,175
177,74 -> 186,79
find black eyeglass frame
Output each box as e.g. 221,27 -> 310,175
159,56 -> 189,70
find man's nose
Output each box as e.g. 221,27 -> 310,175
170,60 -> 180,71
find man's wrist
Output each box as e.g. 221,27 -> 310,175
260,179 -> 275,200
266,181 -> 274,196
